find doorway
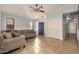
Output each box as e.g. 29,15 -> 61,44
63,11 -> 78,40
67,20 -> 77,39
38,22 -> 44,36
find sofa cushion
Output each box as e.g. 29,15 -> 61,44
14,30 -> 36,38
12,32 -> 22,37
2,32 -> 12,39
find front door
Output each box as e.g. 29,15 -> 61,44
38,22 -> 44,35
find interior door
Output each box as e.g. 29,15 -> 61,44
38,22 -> 44,35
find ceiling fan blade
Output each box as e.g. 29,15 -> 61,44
30,4 -> 44,13
30,6 -> 36,10
38,10 -> 44,13
41,11 -> 44,13
37,6 -> 43,10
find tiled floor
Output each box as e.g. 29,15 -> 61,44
9,35 -> 79,54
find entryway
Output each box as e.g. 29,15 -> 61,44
38,22 -> 44,36
35,21 -> 44,36
63,11 -> 78,40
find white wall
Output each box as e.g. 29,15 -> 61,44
46,15 -> 63,40
68,22 -> 76,33
46,4 -> 78,40
1,13 -> 30,31
14,18 -> 30,30
0,7 -> 1,33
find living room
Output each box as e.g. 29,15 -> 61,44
0,4 -> 79,54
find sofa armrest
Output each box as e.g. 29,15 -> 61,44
2,35 -> 26,50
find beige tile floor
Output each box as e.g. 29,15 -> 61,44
9,35 -> 79,54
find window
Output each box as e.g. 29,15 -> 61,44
6,17 -> 14,31
29,22 -> 33,29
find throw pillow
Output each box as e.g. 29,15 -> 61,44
12,32 -> 22,37
2,32 -> 12,39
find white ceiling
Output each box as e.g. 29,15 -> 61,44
0,4 -> 78,19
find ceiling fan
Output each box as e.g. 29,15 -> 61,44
30,4 -> 44,13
